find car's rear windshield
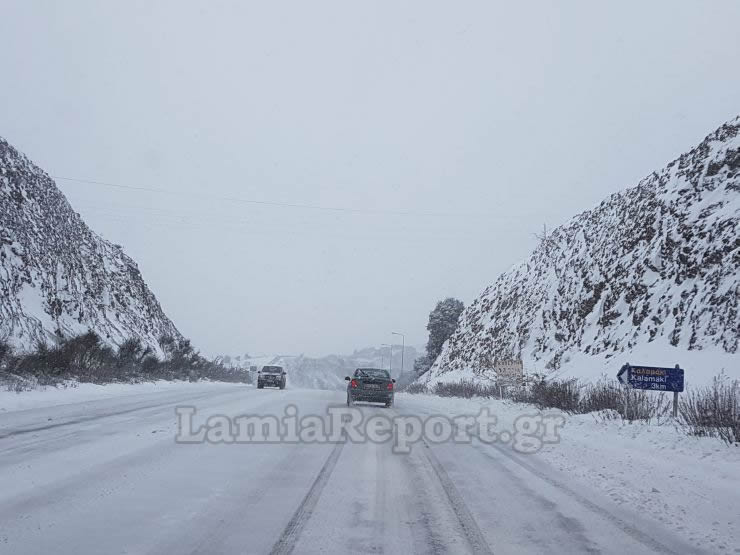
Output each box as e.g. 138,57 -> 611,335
357,369 -> 390,379
262,366 -> 283,373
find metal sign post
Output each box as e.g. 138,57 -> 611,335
672,364 -> 680,418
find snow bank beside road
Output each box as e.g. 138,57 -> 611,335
397,392 -> 740,553
421,340 -> 739,386
550,341 -> 739,385
0,380 -> 245,414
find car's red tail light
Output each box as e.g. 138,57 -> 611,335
387,382 -> 394,391
350,379 -> 358,388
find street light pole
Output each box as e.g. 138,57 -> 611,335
392,332 -> 405,378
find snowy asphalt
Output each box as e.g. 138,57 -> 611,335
0,385 -> 704,554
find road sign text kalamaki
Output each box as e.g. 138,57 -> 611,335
617,364 -> 684,392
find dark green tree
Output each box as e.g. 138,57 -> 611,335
417,297 -> 464,375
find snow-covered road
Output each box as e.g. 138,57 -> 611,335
0,385 -> 717,554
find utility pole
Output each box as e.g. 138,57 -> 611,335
392,332 -> 405,378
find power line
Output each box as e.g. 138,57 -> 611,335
68,199 -> 522,244
51,175 -> 485,218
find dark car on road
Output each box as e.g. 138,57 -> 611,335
257,365 -> 286,389
345,368 -> 395,407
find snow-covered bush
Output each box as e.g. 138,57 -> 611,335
0,332 -> 250,386
513,378 -> 581,413
580,379 -> 670,423
680,375 -> 739,444
433,380 -> 499,398
402,382 -> 428,394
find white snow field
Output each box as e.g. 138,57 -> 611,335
0,384 -> 737,554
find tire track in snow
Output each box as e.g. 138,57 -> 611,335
475,440 -> 699,554
182,442 -> 320,555
269,436 -> 346,555
420,438 -> 494,555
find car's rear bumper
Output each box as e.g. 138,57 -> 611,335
350,390 -> 393,403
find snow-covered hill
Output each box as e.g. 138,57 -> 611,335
0,137 -> 182,353
424,115 -> 740,384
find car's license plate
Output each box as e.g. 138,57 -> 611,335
365,384 -> 380,389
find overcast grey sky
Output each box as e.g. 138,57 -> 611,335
1,1 -> 739,357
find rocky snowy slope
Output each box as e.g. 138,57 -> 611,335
0,137 -> 182,353
424,115 -> 739,384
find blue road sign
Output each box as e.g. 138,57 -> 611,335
617,364 -> 684,392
